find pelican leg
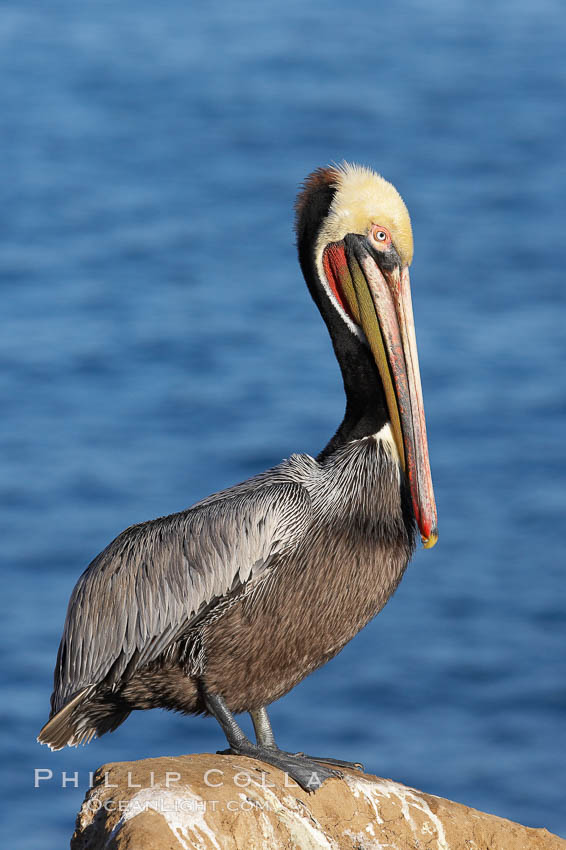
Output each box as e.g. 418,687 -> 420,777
203,690 -> 341,793
250,707 -> 276,748
204,690 -> 252,749
251,705 -> 363,771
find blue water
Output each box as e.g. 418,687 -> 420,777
2,0 -> 565,845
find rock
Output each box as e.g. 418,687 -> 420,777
71,753 -> 565,850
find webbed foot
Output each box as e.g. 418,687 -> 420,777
292,752 -> 364,771
218,743 -> 342,792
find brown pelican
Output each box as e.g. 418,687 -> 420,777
39,163 -> 437,791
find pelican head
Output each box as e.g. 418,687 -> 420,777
295,162 -> 437,548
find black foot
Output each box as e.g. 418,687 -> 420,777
217,743 -> 342,792
292,752 -> 364,771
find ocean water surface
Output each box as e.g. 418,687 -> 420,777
1,0 -> 565,845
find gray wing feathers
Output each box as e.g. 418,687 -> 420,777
53,482 -> 311,712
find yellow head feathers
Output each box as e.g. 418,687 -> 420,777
317,162 -> 414,266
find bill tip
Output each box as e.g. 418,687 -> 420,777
422,528 -> 438,549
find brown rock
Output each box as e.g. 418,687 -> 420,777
71,753 -> 565,850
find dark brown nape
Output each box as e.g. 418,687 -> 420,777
294,166 -> 338,312
294,166 -> 338,237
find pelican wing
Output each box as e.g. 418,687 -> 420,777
51,481 -> 311,713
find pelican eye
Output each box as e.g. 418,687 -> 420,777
370,224 -> 392,247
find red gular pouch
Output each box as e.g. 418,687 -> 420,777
322,242 -> 357,324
